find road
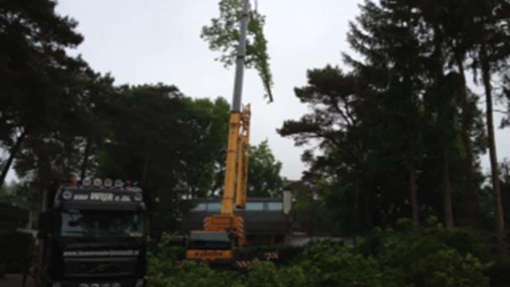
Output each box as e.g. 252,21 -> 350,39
0,274 -> 33,287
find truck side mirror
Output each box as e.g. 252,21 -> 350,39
37,211 -> 53,239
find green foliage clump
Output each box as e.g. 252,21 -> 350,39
149,260 -> 236,287
414,250 -> 488,287
147,233 -> 238,287
148,227 -> 491,287
487,256 -> 510,287
248,140 -> 284,197
243,262 -> 286,287
360,225 -> 490,287
297,242 -> 391,287
202,0 -> 273,101
279,0 -> 510,238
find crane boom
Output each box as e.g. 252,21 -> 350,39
234,106 -> 250,209
221,0 -> 251,215
186,0 -> 252,263
231,0 -> 250,113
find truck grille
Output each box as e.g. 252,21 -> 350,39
64,259 -> 137,277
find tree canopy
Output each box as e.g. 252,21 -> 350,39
281,0 -> 508,243
0,0 -> 86,186
247,140 -> 284,198
2,0 -> 510,255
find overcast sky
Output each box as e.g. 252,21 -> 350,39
51,0 -> 509,180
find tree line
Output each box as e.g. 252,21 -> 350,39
3,0 -> 510,245
280,0 -> 510,250
0,0 -> 284,235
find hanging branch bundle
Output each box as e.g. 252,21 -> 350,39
202,0 -> 274,102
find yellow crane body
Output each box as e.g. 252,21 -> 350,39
186,0 -> 253,264
186,106 -> 251,263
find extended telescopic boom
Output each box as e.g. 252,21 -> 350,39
186,0 -> 253,263
231,0 -> 250,113
221,0 -> 251,215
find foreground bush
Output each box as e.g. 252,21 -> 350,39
487,256 -> 510,287
296,243 -> 394,287
148,259 -> 237,287
148,227 -> 490,287
360,222 -> 490,287
415,250 -> 489,287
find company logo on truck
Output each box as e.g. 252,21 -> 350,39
59,183 -> 144,204
63,250 -> 140,257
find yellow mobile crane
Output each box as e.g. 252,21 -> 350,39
186,0 -> 252,263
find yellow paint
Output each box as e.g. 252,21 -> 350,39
187,105 -> 251,263
221,112 -> 241,215
186,249 -> 234,263
235,106 -> 250,209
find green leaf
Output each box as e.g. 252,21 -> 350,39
202,0 -> 274,102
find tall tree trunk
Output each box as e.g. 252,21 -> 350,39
480,45 -> 506,251
432,25 -> 454,229
443,148 -> 455,229
79,138 -> 92,180
353,179 -> 360,245
0,131 -> 26,187
409,166 -> 419,226
26,210 -> 33,229
456,55 -> 481,226
363,187 -> 373,229
36,184 -> 49,287
142,153 -> 151,186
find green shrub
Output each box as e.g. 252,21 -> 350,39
237,245 -> 303,264
167,261 -> 237,287
296,242 -> 397,287
360,225 -> 490,287
243,262 -> 284,287
425,228 -> 489,260
148,233 -> 186,261
276,265 -> 307,287
487,256 -> 510,287
147,227 -> 491,287
147,255 -> 239,287
147,233 -> 239,287
414,250 -> 489,287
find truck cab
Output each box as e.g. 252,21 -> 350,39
38,179 -> 146,287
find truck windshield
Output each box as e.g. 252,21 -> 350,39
61,209 -> 143,238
